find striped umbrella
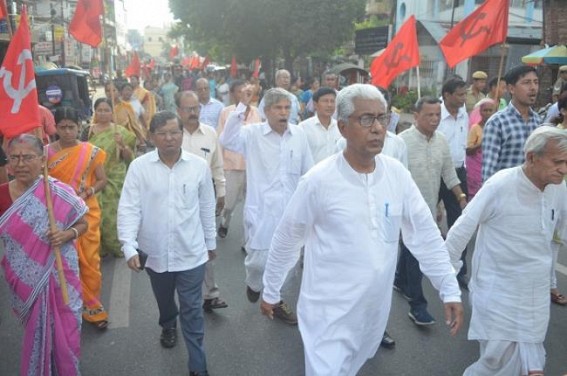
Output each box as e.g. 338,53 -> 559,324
521,45 -> 567,66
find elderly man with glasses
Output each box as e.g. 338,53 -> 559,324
260,84 -> 463,376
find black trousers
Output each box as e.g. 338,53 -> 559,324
439,166 -> 468,277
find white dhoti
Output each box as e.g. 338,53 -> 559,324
464,340 -> 545,376
244,249 -> 269,292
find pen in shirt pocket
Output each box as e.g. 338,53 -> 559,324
385,203 -> 389,217
183,184 -> 186,194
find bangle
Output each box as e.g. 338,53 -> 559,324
458,193 -> 467,201
90,187 -> 96,196
70,227 -> 79,239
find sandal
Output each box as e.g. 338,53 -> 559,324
92,320 -> 109,330
551,291 -> 567,305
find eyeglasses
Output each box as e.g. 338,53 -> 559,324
179,106 -> 200,113
153,130 -> 183,138
353,114 -> 391,128
8,154 -> 41,164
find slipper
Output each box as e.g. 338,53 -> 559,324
93,320 -> 109,330
551,292 -> 567,305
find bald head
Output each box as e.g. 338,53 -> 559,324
275,69 -> 291,90
195,78 -> 211,103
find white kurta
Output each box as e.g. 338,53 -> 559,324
263,153 -> 461,376
219,103 -> 314,251
446,166 -> 567,344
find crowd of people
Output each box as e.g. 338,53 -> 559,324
1,62 -> 567,376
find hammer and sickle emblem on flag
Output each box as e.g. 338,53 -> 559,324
384,43 -> 411,69
0,49 -> 36,113
459,12 -> 491,47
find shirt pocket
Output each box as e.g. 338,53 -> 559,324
286,150 -> 302,176
178,181 -> 198,208
381,202 -> 402,243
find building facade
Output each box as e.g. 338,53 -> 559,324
392,0 -> 542,93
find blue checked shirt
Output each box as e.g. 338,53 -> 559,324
482,102 -> 541,182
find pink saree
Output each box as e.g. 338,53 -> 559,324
0,176 -> 87,376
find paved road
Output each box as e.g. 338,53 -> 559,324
1,203 -> 567,375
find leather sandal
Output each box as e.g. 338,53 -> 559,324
93,320 -> 109,330
551,291 -> 567,305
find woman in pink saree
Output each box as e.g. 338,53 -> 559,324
0,134 -> 88,376
465,98 -> 496,199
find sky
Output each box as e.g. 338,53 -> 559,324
123,0 -> 175,32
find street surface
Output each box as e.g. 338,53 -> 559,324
1,202 -> 567,375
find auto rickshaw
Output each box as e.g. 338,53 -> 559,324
35,68 -> 94,122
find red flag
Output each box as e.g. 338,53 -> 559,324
124,52 -> 141,77
252,58 -> 261,79
439,0 -> 509,68
169,45 -> 179,60
0,7 -> 40,139
69,0 -> 103,47
0,0 -> 8,19
189,55 -> 201,70
181,56 -> 192,68
200,56 -> 210,71
370,16 -> 420,89
230,56 -> 238,78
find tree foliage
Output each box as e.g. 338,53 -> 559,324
168,0 -> 366,68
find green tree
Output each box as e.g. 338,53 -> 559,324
168,0 -> 365,72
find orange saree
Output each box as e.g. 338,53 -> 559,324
47,142 -> 109,324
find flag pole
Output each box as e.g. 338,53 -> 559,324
494,43 -> 507,106
43,159 -> 70,305
416,66 -> 421,99
3,0 -> 13,37
100,5 -> 119,161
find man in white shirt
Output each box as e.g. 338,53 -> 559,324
219,87 -> 313,324
176,91 -> 228,313
118,111 -> 216,376
258,69 -> 301,124
196,78 -> 224,129
299,87 -> 341,164
396,96 -> 467,326
438,76 -> 470,289
446,126 -> 567,376
216,80 -> 262,240
260,84 -> 463,375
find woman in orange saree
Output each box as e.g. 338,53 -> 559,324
47,107 -> 110,329
92,81 -> 147,148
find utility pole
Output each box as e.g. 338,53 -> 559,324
60,0 -> 65,66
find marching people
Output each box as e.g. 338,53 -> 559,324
298,87 -> 341,163
258,70 -> 302,124
86,98 -> 137,258
395,96 -> 467,326
195,77 -> 224,129
118,111 -> 215,376
482,65 -> 541,182
261,84 -> 463,375
219,86 -> 313,324
176,90 -> 228,312
465,98 -> 496,200
47,107 -> 109,329
447,126 -> 567,375
1,134 -> 88,375
438,76 -> 470,290
216,80 -> 262,240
